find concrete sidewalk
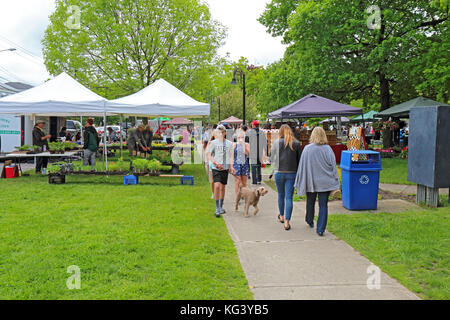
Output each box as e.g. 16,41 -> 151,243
380,183 -> 448,196
220,178 -> 419,300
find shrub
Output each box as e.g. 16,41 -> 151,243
17,145 -> 31,151
399,147 -> 408,159
132,159 -> 148,172
147,159 -> 162,172
47,165 -> 61,174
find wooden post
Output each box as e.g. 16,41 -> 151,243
416,184 -> 426,204
417,184 -> 439,207
426,186 -> 439,208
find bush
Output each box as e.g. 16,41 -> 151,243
399,147 -> 408,159
147,159 -> 162,172
109,159 -> 130,172
17,145 -> 31,151
47,165 -> 61,174
132,159 -> 148,173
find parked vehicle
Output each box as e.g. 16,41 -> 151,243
97,125 -> 126,141
66,120 -> 82,136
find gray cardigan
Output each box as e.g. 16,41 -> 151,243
294,143 -> 340,196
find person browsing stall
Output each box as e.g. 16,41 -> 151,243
32,120 -> 51,174
207,124 -> 235,218
83,118 -> 100,170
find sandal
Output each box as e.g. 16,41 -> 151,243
278,214 -> 284,223
284,223 -> 291,231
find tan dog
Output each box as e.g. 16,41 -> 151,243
235,186 -> 269,218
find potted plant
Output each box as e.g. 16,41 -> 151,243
48,164 -> 65,184
15,145 -> 31,153
146,159 -> 162,176
399,147 -> 408,159
48,142 -> 58,154
132,158 -> 148,175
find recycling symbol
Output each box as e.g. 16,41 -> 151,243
359,175 -> 370,185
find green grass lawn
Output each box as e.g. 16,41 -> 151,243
265,157 -> 412,186
328,207 -> 450,300
0,164 -> 252,299
380,158 -> 415,185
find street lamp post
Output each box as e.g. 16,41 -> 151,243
0,48 -> 16,53
231,68 -> 246,125
218,97 -> 221,122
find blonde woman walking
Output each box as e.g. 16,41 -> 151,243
294,127 -> 340,236
270,124 -> 302,230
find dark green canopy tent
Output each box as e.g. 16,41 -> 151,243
376,97 -> 449,118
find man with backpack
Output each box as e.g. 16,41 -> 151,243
83,118 -> 100,170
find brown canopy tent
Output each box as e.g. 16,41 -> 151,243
220,116 -> 243,125
165,117 -> 193,125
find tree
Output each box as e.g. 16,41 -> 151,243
209,87 -> 258,124
43,0 -> 226,100
259,0 -> 449,111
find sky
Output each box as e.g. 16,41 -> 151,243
0,0 -> 286,86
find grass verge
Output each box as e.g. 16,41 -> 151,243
328,207 -> 450,299
0,164 -> 252,299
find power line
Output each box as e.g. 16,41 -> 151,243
0,65 -> 27,83
13,50 -> 46,68
0,34 -> 43,60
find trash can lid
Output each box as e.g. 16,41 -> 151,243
342,150 -> 380,155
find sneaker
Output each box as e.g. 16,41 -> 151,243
214,209 -> 221,218
219,208 -> 226,215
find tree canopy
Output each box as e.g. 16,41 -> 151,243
258,0 -> 449,112
43,0 -> 226,100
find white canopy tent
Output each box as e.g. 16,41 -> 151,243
0,72 -> 111,169
0,72 -> 109,116
108,79 -> 210,117
0,73 -> 210,171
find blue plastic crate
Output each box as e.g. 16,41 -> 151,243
123,175 -> 138,185
180,175 -> 194,186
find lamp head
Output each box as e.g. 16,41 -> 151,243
230,68 -> 239,85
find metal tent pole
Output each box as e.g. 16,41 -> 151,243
80,116 -> 83,144
103,101 -> 108,172
119,114 -> 123,158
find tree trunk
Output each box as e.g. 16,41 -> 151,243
379,72 -> 392,148
379,72 -> 391,111
382,129 -> 393,149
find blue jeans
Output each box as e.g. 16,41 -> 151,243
275,172 -> 296,221
251,164 -> 262,184
306,192 -> 330,233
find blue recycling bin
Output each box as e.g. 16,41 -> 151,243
340,150 -> 382,210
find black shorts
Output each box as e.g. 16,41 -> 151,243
212,169 -> 229,185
